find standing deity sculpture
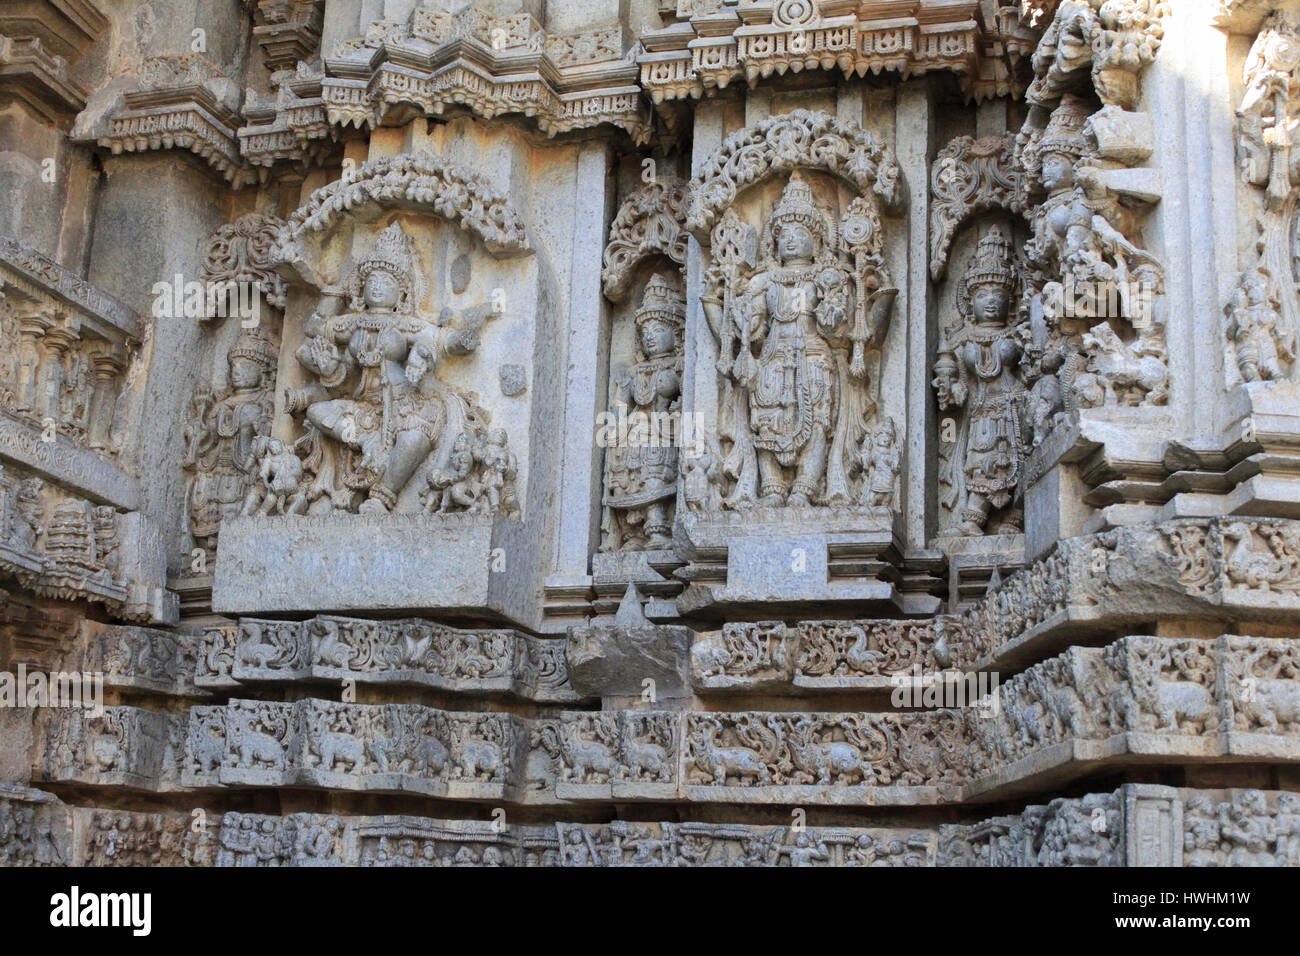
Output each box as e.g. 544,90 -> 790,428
858,417 -> 901,513
701,172 -> 895,509
182,327 -> 278,559
601,273 -> 685,551
1234,11 -> 1300,385
283,222 -> 516,515
1226,267 -> 1295,384
934,228 -> 1027,536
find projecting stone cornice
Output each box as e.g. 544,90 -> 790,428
690,517 -> 1300,691
318,8 -> 650,145
638,0 -> 1042,104
19,780 -> 1271,866
0,235 -> 137,341
0,35 -> 87,123
0,0 -> 108,62
73,54 -> 257,186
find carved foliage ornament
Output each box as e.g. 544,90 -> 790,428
686,110 -> 904,238
929,134 -> 1022,280
278,152 -> 529,259
602,178 -> 690,302
202,212 -> 288,310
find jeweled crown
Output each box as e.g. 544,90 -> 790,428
635,272 -> 686,335
769,170 -> 830,245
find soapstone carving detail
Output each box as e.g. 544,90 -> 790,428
698,160 -> 897,510
183,327 -> 278,558
284,222 -> 517,515
601,273 -> 685,551
934,227 -> 1027,536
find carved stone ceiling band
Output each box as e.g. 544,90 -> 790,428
61,2 -> 1070,182
322,8 -> 650,145
638,0 -> 1043,104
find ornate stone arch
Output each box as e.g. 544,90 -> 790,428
601,177 -> 690,303
274,152 -> 531,268
929,134 -> 1022,280
685,109 -> 904,240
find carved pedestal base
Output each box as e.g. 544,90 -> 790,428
674,507 -> 919,618
212,512 -> 527,623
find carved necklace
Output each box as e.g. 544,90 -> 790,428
974,342 -> 1004,378
953,321 -> 1012,345
771,264 -> 817,284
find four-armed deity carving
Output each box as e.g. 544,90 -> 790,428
183,328 -> 278,559
283,223 -> 517,516
601,273 -> 685,552
700,171 -> 896,511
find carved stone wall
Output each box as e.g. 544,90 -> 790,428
0,0 -> 1296,871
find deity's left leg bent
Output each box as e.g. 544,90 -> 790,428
362,429 -> 434,512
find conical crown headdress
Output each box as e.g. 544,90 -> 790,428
963,227 -> 1015,295
958,226 -> 1016,321
229,326 -> 278,370
1035,94 -> 1092,159
348,222 -> 419,311
769,170 -> 831,248
635,272 -> 686,336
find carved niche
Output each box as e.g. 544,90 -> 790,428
0,462 -> 131,611
182,213 -> 288,564
182,327 -> 278,561
599,177 -> 689,553
934,227 -> 1028,537
688,110 -> 901,515
0,237 -> 135,460
270,153 -> 531,517
1230,11 -> 1300,386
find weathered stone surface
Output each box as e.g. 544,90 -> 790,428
1,0 -> 1296,871
566,623 -> 691,699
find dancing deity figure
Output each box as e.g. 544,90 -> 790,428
1227,267 -> 1294,383
934,228 -> 1026,536
285,223 -> 503,514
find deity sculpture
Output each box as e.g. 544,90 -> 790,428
426,433 -> 479,513
601,273 -> 685,551
1026,96 -> 1159,324
934,227 -> 1026,536
284,222 -> 515,515
241,436 -> 308,516
1022,94 -> 1166,414
10,477 -> 44,552
702,171 -> 895,509
1234,11 -> 1300,388
858,417 -> 901,514
183,327 -> 277,558
1226,267 -> 1295,384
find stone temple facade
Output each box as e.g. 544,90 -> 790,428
0,0 -> 1298,869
